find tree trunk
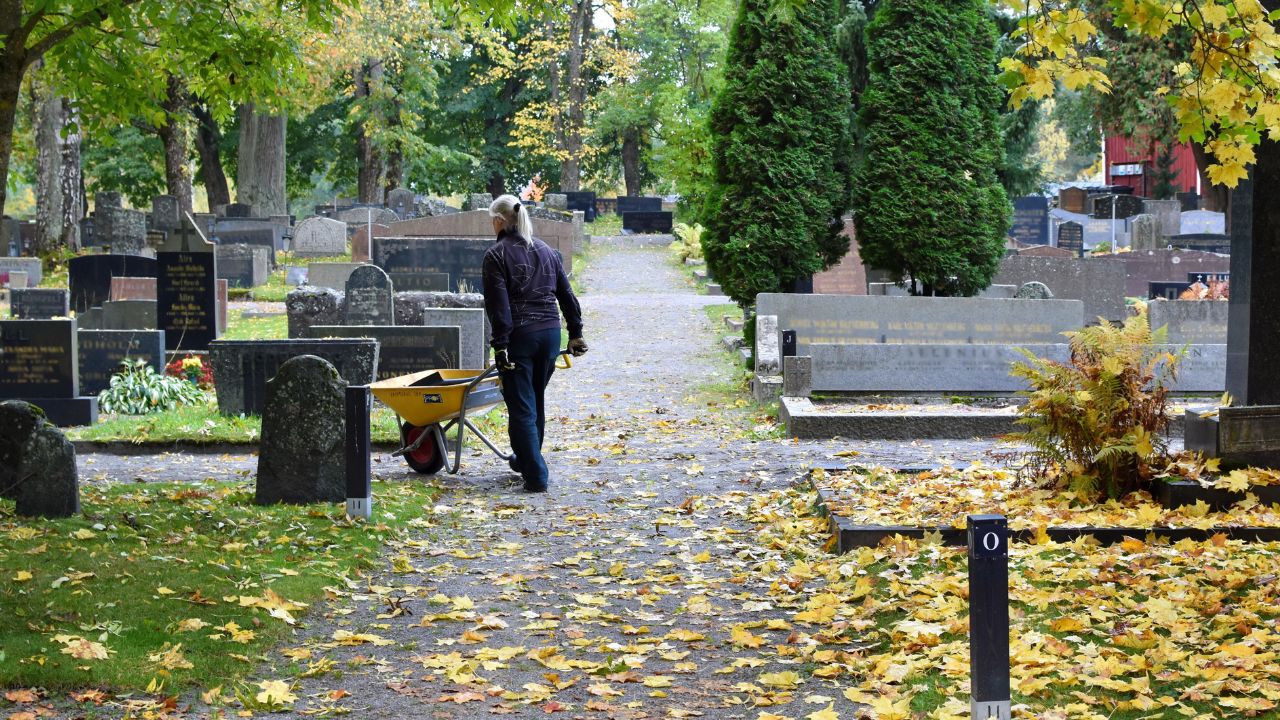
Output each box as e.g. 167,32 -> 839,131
59,97 -> 82,250
560,0 -> 592,192
355,60 -> 385,204
191,100 -> 231,210
236,103 -> 287,216
384,97 -> 402,196
486,170 -> 505,197
621,126 -> 642,196
156,74 -> 192,214
31,64 -> 63,256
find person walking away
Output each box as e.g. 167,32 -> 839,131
483,194 -> 588,492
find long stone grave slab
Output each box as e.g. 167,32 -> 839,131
78,329 -> 165,395
421,308 -> 488,369
208,338 -> 378,416
1148,300 -> 1228,344
311,325 -> 461,381
993,255 -> 1126,322
11,289 -> 69,319
372,237 -> 490,293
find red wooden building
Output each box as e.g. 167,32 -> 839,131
1102,135 -> 1200,196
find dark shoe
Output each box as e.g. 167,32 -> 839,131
509,455 -> 522,473
524,482 -> 547,493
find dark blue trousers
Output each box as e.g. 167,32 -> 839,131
500,327 -> 561,489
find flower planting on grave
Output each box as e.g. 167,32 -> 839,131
164,354 -> 214,390
97,360 -> 206,415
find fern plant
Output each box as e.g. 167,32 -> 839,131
98,359 -> 207,415
1011,310 -> 1183,500
671,223 -> 705,262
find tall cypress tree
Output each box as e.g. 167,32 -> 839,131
853,0 -> 1009,296
703,0 -> 852,307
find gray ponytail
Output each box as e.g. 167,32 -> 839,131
489,194 -> 533,246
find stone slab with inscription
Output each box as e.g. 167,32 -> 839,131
68,254 -> 158,313
158,215 -> 218,352
1148,300 -> 1228,344
11,289 -> 69,319
209,338 -> 378,416
311,325 -> 461,381
373,237 -> 490,293
308,262 -> 365,290
77,329 -> 165,395
422,308 -> 488,369
109,276 -> 157,301
0,319 -> 96,425
344,265 -> 395,326
0,257 -> 41,286
994,255 -> 1126,323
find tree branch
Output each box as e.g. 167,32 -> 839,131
23,0 -> 146,70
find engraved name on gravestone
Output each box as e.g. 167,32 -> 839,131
387,272 -> 450,292
311,325 -> 461,381
1180,209 -> 1226,235
292,216 -> 348,257
1056,221 -> 1084,256
344,265 -> 395,326
0,319 -> 79,398
11,289 -> 69,319
157,214 -> 218,351
77,329 -> 165,395
1009,196 -> 1049,246
109,276 -> 157,301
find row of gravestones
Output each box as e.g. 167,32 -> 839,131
1012,193 -> 1226,251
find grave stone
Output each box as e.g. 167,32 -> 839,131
68,255 -> 157,313
109,276 -> 157,301
77,329 -> 165,395
565,191 -> 597,222
812,219 -> 867,295
1116,249 -> 1231,296
1149,281 -> 1192,300
755,293 -> 1085,355
1051,218 -> 1083,254
311,325 -> 461,381
11,289 -> 69,319
101,300 -> 157,329
1130,214 -> 1162,251
1083,218 -> 1128,248
755,315 -> 781,375
0,400 -> 79,517
1169,233 -> 1232,253
545,193 -> 568,210
1058,187 -> 1089,214
255,355 -> 347,506
0,319 -> 97,425
335,206 -> 399,226
994,255 -> 1128,321
373,237 -> 490,293
93,193 -> 147,254
224,202 -> 253,218
8,271 -> 27,289
1092,194 -> 1145,220
386,188 -> 416,218
1009,196 -> 1050,245
286,266 -> 308,285
216,244 -> 270,288
0,257 -> 42,286
387,272 -> 450,292
1181,209 -> 1226,235
616,196 -> 662,214
1014,282 -> 1053,299
385,211 -> 576,273
151,195 -> 181,232
1178,191 -> 1200,211
291,217 -> 347,257
0,217 -> 18,255
1148,300 -> 1228,344
344,265 -> 395,326
622,211 -> 674,234
157,215 -> 218,352
78,307 -> 102,330
351,222 -> 390,263
807,343 -> 1069,394
308,262 -> 365,290
421,307 -> 487,369
1143,199 -> 1182,237
466,193 -> 493,212
214,226 -> 279,263
209,338 -> 378,416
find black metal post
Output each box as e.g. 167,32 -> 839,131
968,514 -> 1010,719
781,330 -> 797,358
345,385 -> 372,519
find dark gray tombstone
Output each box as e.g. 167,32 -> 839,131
224,202 -> 253,218
255,355 -> 347,506
1178,191 -> 1200,211
1009,196 -> 1049,245
1091,194 -> 1145,220
11,289 -> 69,319
311,325 -> 461,381
0,400 -> 79,517
68,254 -> 158,313
93,193 -> 147,255
1130,214 -> 1161,251
565,191 -> 597,222
344,265 -> 395,326
157,214 -> 218,352
214,227 -> 278,263
1056,221 -> 1084,256
616,196 -> 662,214
77,329 -> 165,395
151,195 -> 181,232
216,244 -> 271,288
0,319 -> 97,426
386,188 -> 416,219
101,299 -> 157,329
209,338 -> 379,416
78,217 -> 95,248
78,307 -> 103,331
387,271 -> 450,292
373,236 -> 491,293
622,211 -> 674,234
1169,233 -> 1231,253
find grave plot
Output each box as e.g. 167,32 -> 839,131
809,464 -> 1280,552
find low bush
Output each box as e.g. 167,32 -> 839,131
671,222 -> 705,262
98,359 -> 207,415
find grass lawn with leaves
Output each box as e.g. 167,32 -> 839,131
749,485 -> 1280,718
222,309 -> 288,341
0,479 -> 440,692
244,252 -> 353,302
584,213 -> 623,236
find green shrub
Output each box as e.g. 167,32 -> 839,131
671,223 -> 705,262
1010,310 -> 1182,500
98,359 -> 207,415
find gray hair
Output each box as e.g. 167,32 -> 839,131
489,194 -> 533,246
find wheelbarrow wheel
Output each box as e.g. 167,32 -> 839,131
401,422 -> 446,475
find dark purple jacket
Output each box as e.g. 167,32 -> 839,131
482,229 -> 583,348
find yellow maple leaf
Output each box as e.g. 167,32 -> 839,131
807,704 -> 839,720
255,679 -> 297,706
175,618 -> 209,633
13,570 -> 32,582
730,625 -> 766,649
149,643 -> 194,670
59,637 -> 110,661
759,670 -> 801,689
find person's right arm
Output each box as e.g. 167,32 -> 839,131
483,248 -> 513,349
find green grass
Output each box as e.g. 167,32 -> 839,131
584,213 -> 623,236
0,479 -> 441,692
250,252 -> 354,302
703,303 -> 743,329
223,310 -> 289,340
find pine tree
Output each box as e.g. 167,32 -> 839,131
853,0 -> 1009,296
702,0 -> 853,307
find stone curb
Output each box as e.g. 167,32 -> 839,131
72,440 -> 404,456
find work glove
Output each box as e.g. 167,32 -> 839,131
494,347 -> 516,371
568,338 -> 589,357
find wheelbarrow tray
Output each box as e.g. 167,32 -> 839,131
369,368 -> 503,428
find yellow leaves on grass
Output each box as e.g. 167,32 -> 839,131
13,570 -> 32,582
54,635 -> 111,661
148,643 -> 194,670
255,679 -> 298,707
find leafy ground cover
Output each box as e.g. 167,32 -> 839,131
246,252 -> 353,302
0,478 -> 440,693
221,309 -> 288,341
812,465 -> 1280,531
584,213 -> 623,236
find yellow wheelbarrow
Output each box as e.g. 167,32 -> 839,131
370,352 -> 572,475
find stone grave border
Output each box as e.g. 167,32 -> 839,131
808,464 -> 1280,552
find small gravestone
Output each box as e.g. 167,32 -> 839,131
216,244 -> 270,288
466,193 -> 493,212
68,254 -> 158,313
308,262 -> 365,290
109,276 -> 157,301
422,307 -> 488,368
0,319 -> 97,426
622,211 -> 674,234
102,299 -> 158,329
1058,187 -> 1088,214
78,329 -> 165,395
1130,214 -> 1161,251
255,355 -> 347,505
344,265 -> 395,325
0,400 -> 79,517
291,217 -> 347,257
545,193 -> 568,210
1180,209 -> 1226,235
151,195 -> 181,232
386,188 -> 416,218
1014,281 -> 1053,299
1009,196 -> 1050,246
8,271 -> 27,289
93,193 -> 147,254
0,257 -> 43,286
1142,199 -> 1181,237
11,289 -> 69,319
1092,194 -> 1144,220
617,196 -> 662,214
224,202 -> 253,218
